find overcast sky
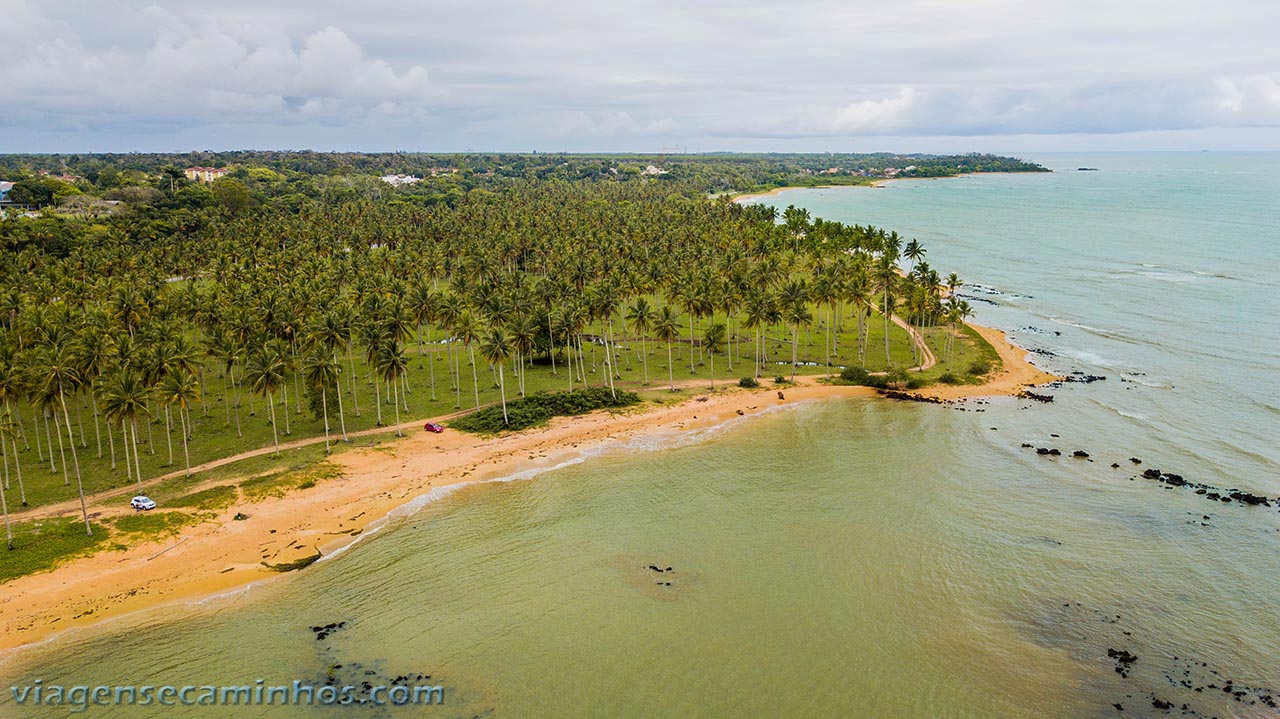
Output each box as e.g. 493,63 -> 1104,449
2,0 -> 1278,153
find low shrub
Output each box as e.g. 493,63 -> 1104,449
838,366 -> 889,388
905,377 -> 927,390
738,376 -> 760,388
453,387 -> 641,433
938,371 -> 962,385
968,360 -> 993,376
773,375 -> 788,385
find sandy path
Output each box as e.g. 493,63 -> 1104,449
0,323 -> 1051,655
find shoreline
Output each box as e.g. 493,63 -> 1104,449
0,324 -> 1054,656
733,171 -> 1047,203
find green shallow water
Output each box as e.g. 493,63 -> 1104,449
5,398 -> 1279,718
4,152 -> 1280,718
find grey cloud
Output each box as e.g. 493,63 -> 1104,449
0,0 -> 1277,151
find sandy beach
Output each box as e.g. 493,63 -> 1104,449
0,324 -> 1053,655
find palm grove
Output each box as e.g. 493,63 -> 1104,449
0,179 -> 981,548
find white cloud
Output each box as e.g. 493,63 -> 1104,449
0,0 -> 1277,150
0,3 -> 435,129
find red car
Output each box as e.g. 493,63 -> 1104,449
424,422 -> 445,433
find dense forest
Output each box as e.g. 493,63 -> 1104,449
0,152 -> 1014,550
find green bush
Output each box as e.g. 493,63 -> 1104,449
773,375 -> 788,384
905,377 -> 927,390
738,376 -> 759,388
968,360 -> 993,376
938,371 -> 962,385
452,387 -> 641,433
838,366 -> 889,388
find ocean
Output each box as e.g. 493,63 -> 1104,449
4,152 -> 1278,718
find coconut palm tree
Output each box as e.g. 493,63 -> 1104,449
302,350 -> 341,452
626,297 -> 654,385
703,322 -> 726,390
40,345 -> 91,535
243,349 -> 286,454
98,368 -> 150,493
653,305 -> 680,392
479,326 -> 513,426
373,340 -> 408,436
158,371 -> 200,477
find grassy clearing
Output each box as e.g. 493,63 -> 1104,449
0,517 -> 112,583
112,510 -> 203,538
239,461 -> 342,502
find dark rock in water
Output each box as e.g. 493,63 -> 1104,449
1113,702 -> 1123,711
1018,390 -> 1054,403
1063,373 -> 1106,383
1228,491 -> 1271,506
1050,433 -> 1060,438
1111,463 -> 1120,468
1142,468 -> 1162,479
876,389 -> 944,404
1021,443 -> 1035,448
1037,447 -> 1051,455
1161,473 -> 1186,486
1048,448 -> 1062,456
1129,458 -> 1142,464
1073,450 -> 1090,458
1151,698 -> 1173,710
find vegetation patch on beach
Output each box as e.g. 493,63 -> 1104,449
111,510 -> 202,538
0,517 -> 112,583
453,388 -> 642,434
165,484 -> 238,511
239,461 -> 342,502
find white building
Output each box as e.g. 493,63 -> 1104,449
379,174 -> 423,186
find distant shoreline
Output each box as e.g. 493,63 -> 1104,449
732,171 -> 1045,203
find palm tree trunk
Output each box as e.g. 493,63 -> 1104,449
10,435 -> 26,506
667,341 -> 675,391
427,327 -> 437,401
107,418 -> 116,469
120,419 -> 132,486
1,456 -> 12,549
791,326 -> 799,381
92,405 -> 102,458
392,380 -> 403,437
498,365 -> 509,426
468,346 -> 480,410
53,411 -> 68,486
281,383 -> 291,435
373,372 -> 383,426
179,407 -> 191,477
58,390 -> 89,534
131,419 -> 143,490
321,386 -> 330,453
268,390 -> 280,454
640,337 -> 648,385
164,406 -> 174,465
43,412 -> 55,474
347,350 -> 361,417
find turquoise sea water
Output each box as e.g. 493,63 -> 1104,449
3,153 -> 1278,718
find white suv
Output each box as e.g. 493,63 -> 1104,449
130,496 -> 157,511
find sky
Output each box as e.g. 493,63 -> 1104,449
1,0 -> 1278,153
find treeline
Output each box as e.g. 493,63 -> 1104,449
0,151 -> 1047,212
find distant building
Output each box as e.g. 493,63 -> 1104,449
185,166 -> 230,182
38,170 -> 81,182
640,165 -> 668,176
0,181 -> 13,203
379,174 -> 422,186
